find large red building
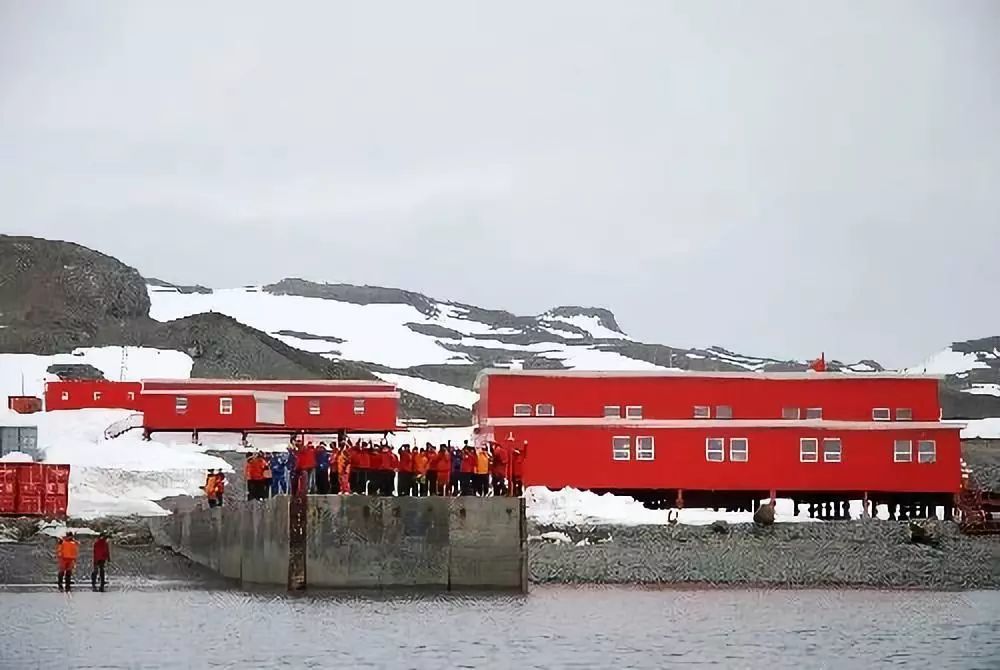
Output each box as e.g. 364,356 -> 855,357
474,369 -> 962,517
140,379 -> 400,436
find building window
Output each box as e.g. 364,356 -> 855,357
354,398 -> 366,415
219,397 -> 233,415
706,438 -> 725,462
93,391 -> 102,401
805,407 -> 823,420
782,407 -> 800,420
800,438 -> 819,463
513,404 -> 532,417
636,436 -> 654,461
918,440 -> 936,463
823,438 -> 842,463
896,408 -> 913,421
127,392 -> 135,401
873,408 -> 891,421
603,405 -> 621,418
175,397 -> 188,414
536,403 -> 555,417
625,405 -> 643,420
715,405 -> 733,419
612,436 -> 631,461
894,439 -> 912,463
694,405 -> 711,419
308,399 -> 321,416
729,438 -> 749,462
61,391 -> 69,401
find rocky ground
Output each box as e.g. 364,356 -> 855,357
528,520 -> 1000,589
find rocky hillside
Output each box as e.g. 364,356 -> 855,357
906,337 -> 1000,419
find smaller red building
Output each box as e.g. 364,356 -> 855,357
140,378 -> 400,436
7,396 -> 42,414
44,380 -> 143,411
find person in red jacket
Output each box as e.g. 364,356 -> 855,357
512,441 -> 527,496
298,441 -> 318,494
91,533 -> 110,592
358,444 -> 372,494
398,445 -> 413,496
491,443 -> 509,496
385,445 -> 400,496
460,445 -> 477,496
434,445 -> 451,496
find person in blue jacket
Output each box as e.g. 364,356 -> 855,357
450,445 -> 462,496
270,451 -> 289,496
315,443 -> 331,494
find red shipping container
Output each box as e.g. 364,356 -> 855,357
16,464 -> 45,516
7,396 -> 42,414
43,465 -> 70,517
0,465 -> 18,514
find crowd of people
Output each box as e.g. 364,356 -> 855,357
227,438 -> 526,501
55,531 -> 111,592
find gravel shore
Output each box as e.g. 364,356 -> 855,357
529,520 -> 1000,589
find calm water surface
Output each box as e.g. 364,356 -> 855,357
1,585 -> 998,669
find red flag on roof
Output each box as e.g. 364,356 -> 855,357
809,352 -> 827,372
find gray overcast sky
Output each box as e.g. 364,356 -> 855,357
2,1 -> 998,367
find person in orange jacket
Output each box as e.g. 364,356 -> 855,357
434,445 -> 451,496
57,532 -> 80,591
423,443 -> 437,497
491,443 -> 509,496
512,441 -> 527,496
204,469 -> 219,507
460,445 -> 477,496
475,446 -> 491,496
336,446 -> 352,494
413,447 -> 429,497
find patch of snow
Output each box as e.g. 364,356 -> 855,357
538,531 -> 572,544
372,372 -> 477,409
0,407 -> 232,519
686,353 -> 705,360
546,314 -> 626,340
963,384 -> 1000,397
0,451 -> 33,463
37,521 -> 98,538
960,418 -> 1000,440
526,487 -> 821,526
905,348 -> 990,375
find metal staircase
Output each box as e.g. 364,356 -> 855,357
103,413 -> 144,440
956,458 -> 1000,535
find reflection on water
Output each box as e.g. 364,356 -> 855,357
2,585 -> 998,669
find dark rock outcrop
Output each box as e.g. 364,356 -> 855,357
146,278 -> 213,295
263,278 -> 438,317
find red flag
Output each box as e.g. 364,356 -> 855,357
809,352 -> 827,372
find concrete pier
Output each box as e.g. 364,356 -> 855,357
151,495 -> 527,591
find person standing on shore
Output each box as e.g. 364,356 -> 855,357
91,533 -> 110,592
460,446 -> 477,496
336,445 -> 351,494
57,532 -> 79,591
213,470 -> 226,506
450,446 -> 462,496
435,445 -> 451,496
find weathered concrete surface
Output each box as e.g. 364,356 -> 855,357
153,496 -> 527,591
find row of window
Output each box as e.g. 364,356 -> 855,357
513,403 -> 917,421
172,397 -> 367,416
61,391 -> 136,402
608,437 -> 937,464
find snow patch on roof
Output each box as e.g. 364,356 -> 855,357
372,372 -> 477,409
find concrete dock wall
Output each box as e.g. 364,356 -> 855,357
151,495 -> 526,591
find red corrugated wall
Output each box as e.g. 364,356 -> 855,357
0,463 -> 71,517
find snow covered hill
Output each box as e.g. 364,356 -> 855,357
146,278 -> 881,410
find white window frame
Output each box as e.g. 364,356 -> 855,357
715,405 -> 733,420
636,436 -> 655,461
536,403 -> 555,417
873,407 -> 891,421
896,408 -> 913,421
603,405 -> 621,418
625,405 -> 643,420
706,437 -> 725,462
93,391 -> 102,401
800,438 -> 819,463
917,440 -> 936,464
805,407 -> 823,420
219,397 -> 233,415
127,391 -> 135,401
694,405 -> 711,419
308,399 -> 321,416
822,438 -> 842,463
60,391 -> 69,401
175,396 -> 188,415
513,403 -> 532,417
894,439 -> 912,463
354,398 -> 366,415
782,407 -> 800,420
612,436 -> 631,461
729,437 -> 748,462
